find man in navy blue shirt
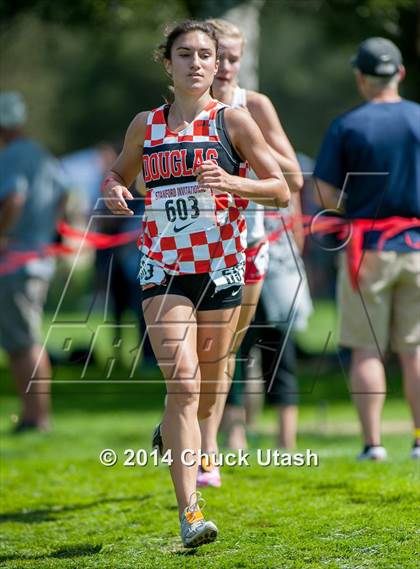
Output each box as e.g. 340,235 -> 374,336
314,38 -> 420,460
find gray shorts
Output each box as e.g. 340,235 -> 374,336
0,273 -> 49,353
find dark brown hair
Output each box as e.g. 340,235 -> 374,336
155,20 -> 219,62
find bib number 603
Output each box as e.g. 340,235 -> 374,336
165,196 -> 200,222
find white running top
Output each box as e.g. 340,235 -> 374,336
231,86 -> 266,245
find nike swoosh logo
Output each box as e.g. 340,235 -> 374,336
173,222 -> 194,233
231,288 -> 241,296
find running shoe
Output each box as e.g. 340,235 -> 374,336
357,445 -> 387,461
410,442 -> 420,460
197,455 -> 221,488
12,421 -> 49,434
180,491 -> 218,548
152,422 -> 163,456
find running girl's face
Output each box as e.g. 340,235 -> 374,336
214,37 -> 242,89
165,31 -> 218,94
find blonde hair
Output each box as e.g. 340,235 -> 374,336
206,18 -> 246,52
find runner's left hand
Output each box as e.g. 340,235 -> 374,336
195,160 -> 236,194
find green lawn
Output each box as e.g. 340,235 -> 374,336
1,368 -> 419,569
1,301 -> 418,568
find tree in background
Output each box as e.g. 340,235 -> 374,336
186,0 -> 264,90
0,0 -> 417,156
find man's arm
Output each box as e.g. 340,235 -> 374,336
313,117 -> 345,213
0,192 -> 26,242
313,178 -> 344,213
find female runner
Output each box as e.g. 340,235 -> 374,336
102,20 -> 290,548
198,19 -> 303,487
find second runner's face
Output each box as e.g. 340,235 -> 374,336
165,31 -> 218,94
214,37 -> 242,89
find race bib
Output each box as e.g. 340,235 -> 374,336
254,240 -> 270,275
138,256 -> 167,286
210,261 -> 245,292
146,182 -> 222,237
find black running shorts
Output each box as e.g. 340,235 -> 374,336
141,272 -> 242,311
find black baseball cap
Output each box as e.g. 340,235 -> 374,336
351,37 -> 402,77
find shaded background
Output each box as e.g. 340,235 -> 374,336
1,0 -> 418,157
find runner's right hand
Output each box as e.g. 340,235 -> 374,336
103,184 -> 134,215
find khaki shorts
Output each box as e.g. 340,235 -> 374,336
0,274 -> 49,354
338,251 -> 420,352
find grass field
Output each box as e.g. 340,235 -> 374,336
1,304 -> 419,568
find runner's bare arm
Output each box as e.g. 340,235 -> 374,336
247,92 -> 303,193
291,192 -> 305,253
102,112 -> 148,215
195,108 -> 290,208
135,171 -> 147,196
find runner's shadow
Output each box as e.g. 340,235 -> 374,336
174,549 -> 200,556
0,493 -> 153,524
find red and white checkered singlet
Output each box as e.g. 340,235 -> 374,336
139,99 -> 248,274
